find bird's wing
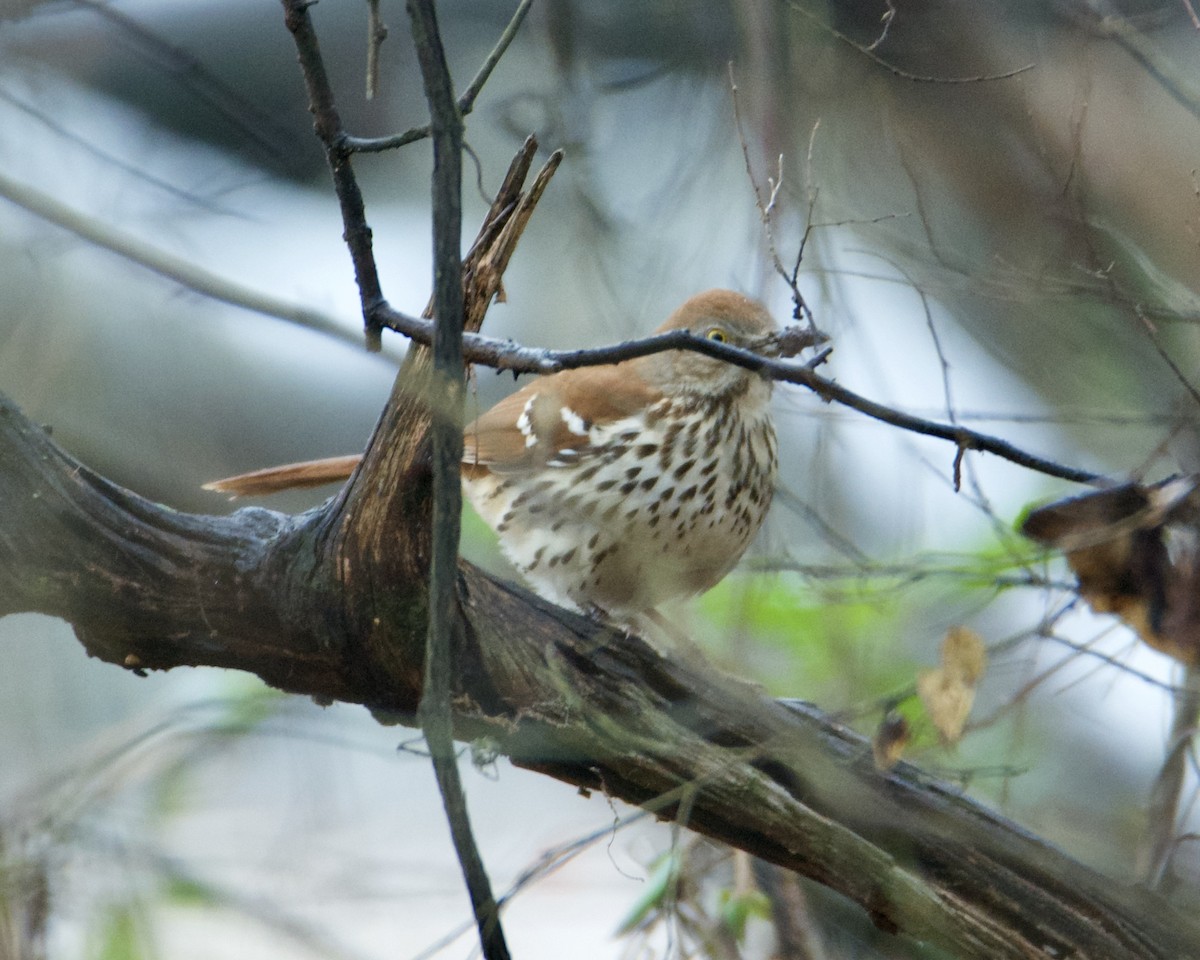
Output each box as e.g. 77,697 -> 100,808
462,362 -> 662,475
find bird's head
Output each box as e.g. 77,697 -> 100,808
640,289 -> 784,398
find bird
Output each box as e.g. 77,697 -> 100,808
207,289 -> 807,624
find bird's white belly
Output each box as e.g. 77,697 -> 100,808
464,399 -> 777,620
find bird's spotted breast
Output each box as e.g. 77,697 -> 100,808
463,388 -> 777,622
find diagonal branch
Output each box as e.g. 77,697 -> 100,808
282,0 -> 386,349
371,304 -> 1102,486
1,396 -> 1197,957
0,170 -> 360,349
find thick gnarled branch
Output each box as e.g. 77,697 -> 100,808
2,394 -> 1196,958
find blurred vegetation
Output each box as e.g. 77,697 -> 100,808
3,0 -> 1200,957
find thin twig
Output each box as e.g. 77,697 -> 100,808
0,87 -> 240,214
728,63 -> 815,326
792,119 -> 823,309
366,0 -> 388,100
1134,303 -> 1200,411
283,0 -> 387,349
410,809 -> 652,960
406,1 -> 511,958
1073,200 -> 1200,413
345,0 -> 534,154
1184,0 -> 1200,30
1090,1 -> 1200,123
782,0 -> 1035,84
77,0 -> 301,172
1140,663 -> 1200,886
370,301 -> 1102,485
866,0 -> 897,51
0,168 -> 363,349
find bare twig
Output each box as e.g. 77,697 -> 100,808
366,0 -> 388,100
1072,199 -> 1200,413
283,0 -> 387,349
792,120 -> 823,302
0,168 -> 362,349
406,1 -> 510,957
0,87 -> 239,214
1134,303 -> 1200,411
866,0 -> 897,52
282,0 -> 522,954
1088,1 -> 1200,122
345,0 -> 534,154
371,302 -> 1103,485
728,63 -> 815,326
782,0 -> 1034,84
75,0 -> 300,172
411,808 -> 652,960
1139,663 -> 1200,886
1185,0 -> 1200,30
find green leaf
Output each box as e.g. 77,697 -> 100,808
614,849 -> 680,936
717,888 -> 771,941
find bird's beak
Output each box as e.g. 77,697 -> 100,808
759,325 -> 830,359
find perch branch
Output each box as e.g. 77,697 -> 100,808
0,396 -> 1196,958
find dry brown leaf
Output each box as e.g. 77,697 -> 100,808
1020,478 -> 1200,665
942,626 -> 987,684
918,627 -> 988,745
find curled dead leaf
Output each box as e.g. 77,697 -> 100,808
1021,478 -> 1200,665
918,627 -> 988,745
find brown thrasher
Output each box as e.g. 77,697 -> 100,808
207,290 -> 807,622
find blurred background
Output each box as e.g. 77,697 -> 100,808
2,0 -> 1200,957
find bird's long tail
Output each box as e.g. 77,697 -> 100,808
203,454 -> 362,498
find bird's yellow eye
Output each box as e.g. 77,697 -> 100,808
706,327 -> 728,343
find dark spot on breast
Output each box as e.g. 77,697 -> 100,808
673,459 -> 696,480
